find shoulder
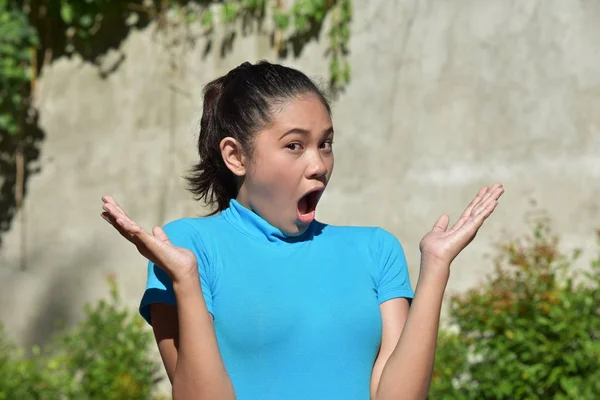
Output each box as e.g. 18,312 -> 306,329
318,224 -> 409,287
160,214 -> 229,255
318,223 -> 403,250
321,224 -> 404,261
162,213 -> 226,237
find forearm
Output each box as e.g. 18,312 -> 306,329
172,276 -> 235,400
375,258 -> 449,400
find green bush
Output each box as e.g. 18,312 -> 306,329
0,275 -> 162,399
431,224 -> 600,399
429,329 -> 470,400
61,274 -> 161,399
0,325 -> 72,399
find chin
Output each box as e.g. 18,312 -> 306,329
281,221 -> 309,237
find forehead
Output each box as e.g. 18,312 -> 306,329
268,94 -> 332,130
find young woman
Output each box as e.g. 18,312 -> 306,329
101,61 -> 504,400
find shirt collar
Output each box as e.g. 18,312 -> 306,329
221,199 -> 317,244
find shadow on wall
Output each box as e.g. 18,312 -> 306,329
0,112 -> 45,248
23,265 -> 83,348
0,237 -> 113,348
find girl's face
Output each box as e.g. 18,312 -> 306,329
236,94 -> 334,236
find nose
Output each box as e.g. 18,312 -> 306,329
306,152 -> 328,179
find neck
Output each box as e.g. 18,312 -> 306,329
222,199 -> 315,244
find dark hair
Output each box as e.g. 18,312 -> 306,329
185,60 -> 331,215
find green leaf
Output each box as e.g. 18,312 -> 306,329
222,3 -> 240,23
60,3 -> 74,24
200,10 -> 213,28
79,14 -> 93,29
273,10 -> 290,30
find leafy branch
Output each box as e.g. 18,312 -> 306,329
0,0 -> 353,251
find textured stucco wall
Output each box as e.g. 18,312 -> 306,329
1,1 -> 599,392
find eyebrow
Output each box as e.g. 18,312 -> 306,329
279,126 -> 334,140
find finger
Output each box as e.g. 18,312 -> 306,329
489,184 -> 505,200
102,196 -> 129,218
115,217 -> 145,237
103,213 -> 167,266
114,217 -> 160,250
102,203 -> 136,229
474,198 -> 499,220
102,204 -> 132,237
101,210 -> 119,228
464,186 -> 489,214
102,202 -> 124,220
472,185 -> 504,216
100,211 -> 111,223
101,204 -> 146,245
101,212 -> 125,235
448,186 -> 489,233
450,185 -> 503,245
431,214 -> 450,232
461,198 -> 499,235
472,183 -> 503,213
152,226 -> 171,244
101,211 -> 138,244
118,219 -> 171,262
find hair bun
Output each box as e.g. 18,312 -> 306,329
225,61 -> 253,86
237,61 -> 253,69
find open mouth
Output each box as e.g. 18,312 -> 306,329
297,189 -> 323,224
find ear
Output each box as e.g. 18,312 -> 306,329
220,137 -> 247,176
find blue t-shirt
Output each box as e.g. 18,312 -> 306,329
140,199 -> 414,400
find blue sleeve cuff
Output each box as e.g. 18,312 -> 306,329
139,287 -> 177,326
378,288 -> 414,305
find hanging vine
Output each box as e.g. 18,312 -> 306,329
0,0 -> 353,249
0,0 -> 42,257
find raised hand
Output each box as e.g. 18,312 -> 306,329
100,196 -> 198,283
419,183 -> 504,268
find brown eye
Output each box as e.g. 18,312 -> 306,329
286,143 -> 302,151
321,140 -> 334,151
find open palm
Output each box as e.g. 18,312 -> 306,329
419,183 -> 504,266
100,196 -> 198,282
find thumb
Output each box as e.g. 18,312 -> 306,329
432,214 -> 449,232
152,226 -> 171,244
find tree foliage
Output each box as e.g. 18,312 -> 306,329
0,0 -> 353,248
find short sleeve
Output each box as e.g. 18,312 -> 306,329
373,228 -> 414,304
138,219 -> 214,325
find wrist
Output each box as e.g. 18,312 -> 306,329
419,254 -> 451,282
172,271 -> 201,294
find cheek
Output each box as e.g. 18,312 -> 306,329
249,156 -> 295,193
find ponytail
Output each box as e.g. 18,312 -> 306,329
185,76 -> 237,214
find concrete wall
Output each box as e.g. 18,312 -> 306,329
1,0 -> 599,391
